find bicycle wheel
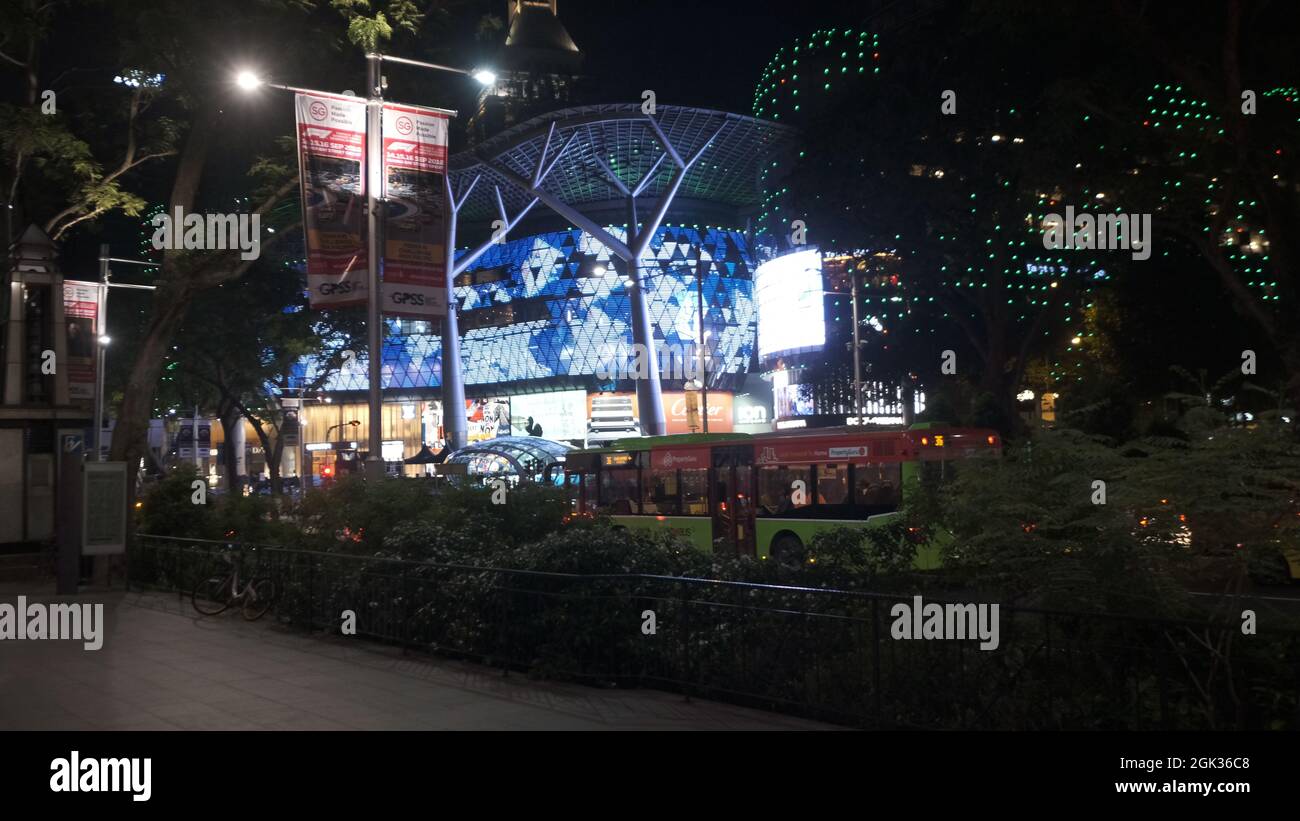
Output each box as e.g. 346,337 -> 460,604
241,578 -> 277,621
193,575 -> 233,615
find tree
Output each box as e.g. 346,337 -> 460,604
164,244 -> 362,495
1057,2 -> 1300,418
0,1 -> 178,243
103,0 -> 464,502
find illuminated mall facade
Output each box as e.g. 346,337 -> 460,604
285,1 -> 793,478
280,6 -> 959,480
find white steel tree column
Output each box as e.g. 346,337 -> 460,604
491,117 -> 725,436
439,166 -> 550,449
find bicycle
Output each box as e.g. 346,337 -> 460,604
192,549 -> 277,621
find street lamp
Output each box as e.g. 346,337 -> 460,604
234,55 -> 495,480
95,246 -> 158,461
694,257 -> 712,433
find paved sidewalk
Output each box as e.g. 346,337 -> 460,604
0,589 -> 829,730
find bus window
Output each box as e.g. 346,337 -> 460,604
757,465 -> 812,516
644,469 -> 680,515
564,472 -> 582,513
854,463 -> 902,512
816,464 -> 850,505
681,468 -> 708,515
600,468 -> 640,514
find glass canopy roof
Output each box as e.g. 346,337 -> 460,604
444,435 -> 575,480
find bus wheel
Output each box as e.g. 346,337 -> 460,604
770,532 -> 805,570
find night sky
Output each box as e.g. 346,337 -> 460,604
56,0 -> 872,273
557,0 -> 866,112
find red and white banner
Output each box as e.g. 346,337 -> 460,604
63,281 -> 98,403
381,103 -> 449,318
295,92 -> 368,308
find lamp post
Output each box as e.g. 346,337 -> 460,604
695,256 -> 709,433
235,57 -> 495,479
850,269 -> 863,424
362,53 -> 384,480
95,246 -> 158,461
327,419 -> 362,445
296,381 -> 308,498
327,419 -> 361,475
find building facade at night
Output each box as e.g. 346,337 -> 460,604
750,22 -> 1111,430
291,221 -> 763,470
285,0 -> 795,478
750,26 -> 927,430
755,247 -> 926,430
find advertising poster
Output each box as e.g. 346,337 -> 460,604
382,103 -> 450,319
62,280 -> 98,403
296,91 -> 368,308
665,390 -> 732,434
586,391 -> 733,440
82,462 -> 127,556
510,389 -> 587,442
466,398 -> 511,442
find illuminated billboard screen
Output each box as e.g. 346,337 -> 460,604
754,249 -> 825,361
510,389 -> 588,442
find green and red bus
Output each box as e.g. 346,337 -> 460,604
561,423 -> 1001,566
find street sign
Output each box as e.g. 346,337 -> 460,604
82,461 -> 127,556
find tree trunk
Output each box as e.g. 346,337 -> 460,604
219,400 -> 242,496
108,101 -> 219,502
268,437 -> 284,496
977,331 -> 1022,435
241,410 -> 282,496
110,287 -> 190,503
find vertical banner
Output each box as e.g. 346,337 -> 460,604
174,421 -> 211,460
281,397 -> 301,447
381,103 -> 449,318
296,92 -> 368,308
62,280 -> 98,403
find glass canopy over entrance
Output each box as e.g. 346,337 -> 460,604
444,435 -> 575,482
